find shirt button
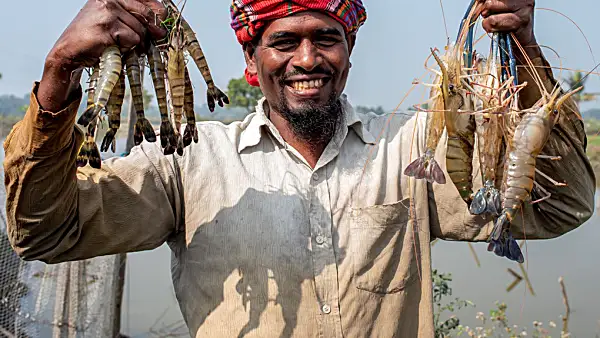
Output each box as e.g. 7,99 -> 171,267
315,235 -> 325,245
312,173 -> 319,181
322,304 -> 331,314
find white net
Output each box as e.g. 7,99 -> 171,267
0,170 -> 122,338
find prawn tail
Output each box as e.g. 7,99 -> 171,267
139,117 -> 157,143
101,129 -> 116,153
487,212 -> 524,263
425,158 -> 446,184
404,157 -> 426,180
206,86 -> 229,113
176,134 -> 184,156
88,140 -> 102,169
76,143 -> 89,168
183,123 -> 198,147
160,121 -> 176,148
133,117 -> 156,146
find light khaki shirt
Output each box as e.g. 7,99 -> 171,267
4,57 -> 595,337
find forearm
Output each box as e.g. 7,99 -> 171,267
4,84 -> 182,263
4,83 -> 84,260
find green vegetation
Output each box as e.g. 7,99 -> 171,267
433,269 -> 570,338
226,75 -> 264,114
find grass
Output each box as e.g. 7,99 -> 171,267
587,134 -> 600,147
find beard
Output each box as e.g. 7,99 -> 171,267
274,81 -> 343,151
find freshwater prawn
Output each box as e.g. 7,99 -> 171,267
77,46 -> 122,127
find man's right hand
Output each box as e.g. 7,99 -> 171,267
38,0 -> 168,112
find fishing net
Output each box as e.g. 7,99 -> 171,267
0,166 -> 123,338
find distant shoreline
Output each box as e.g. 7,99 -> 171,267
2,121 -> 599,186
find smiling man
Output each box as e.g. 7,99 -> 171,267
3,0 -> 595,337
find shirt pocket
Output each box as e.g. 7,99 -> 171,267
349,198 -> 418,294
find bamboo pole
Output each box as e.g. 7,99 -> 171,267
559,276 -> 570,335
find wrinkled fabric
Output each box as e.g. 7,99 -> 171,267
4,56 -> 595,337
230,0 -> 367,86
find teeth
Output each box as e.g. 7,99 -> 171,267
291,79 -> 324,91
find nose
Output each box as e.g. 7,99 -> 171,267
290,39 -> 322,73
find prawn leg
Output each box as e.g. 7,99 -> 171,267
180,19 -> 229,112
124,50 -> 157,145
182,66 -> 198,147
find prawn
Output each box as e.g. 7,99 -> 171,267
403,71 -> 446,184
77,66 -> 102,168
100,68 -> 126,153
147,42 -> 177,151
488,86 -> 582,263
124,50 -> 157,146
77,46 -> 122,126
166,22 -> 186,155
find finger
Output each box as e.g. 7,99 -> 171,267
138,0 -> 168,22
110,20 -> 143,51
480,0 -> 534,18
481,10 -> 528,32
115,4 -> 147,39
118,0 -> 167,40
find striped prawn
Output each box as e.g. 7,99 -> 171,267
147,42 -> 177,151
77,45 -> 122,127
166,19 -> 186,155
124,50 -> 157,146
77,66 -> 102,168
100,67 -> 126,153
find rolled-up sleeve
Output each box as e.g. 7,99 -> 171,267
429,56 -> 595,241
4,82 -> 183,264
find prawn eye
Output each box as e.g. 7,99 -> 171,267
449,84 -> 455,91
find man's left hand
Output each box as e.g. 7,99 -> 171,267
477,0 -> 541,61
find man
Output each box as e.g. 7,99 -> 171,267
3,0 -> 594,336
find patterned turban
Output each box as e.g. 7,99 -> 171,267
230,0 -> 367,86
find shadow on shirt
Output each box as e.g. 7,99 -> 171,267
168,186 -> 349,337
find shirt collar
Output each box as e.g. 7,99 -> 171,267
237,95 -> 376,153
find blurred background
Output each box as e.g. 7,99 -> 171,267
1,0 -> 599,337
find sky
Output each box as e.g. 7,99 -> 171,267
2,0 -> 600,113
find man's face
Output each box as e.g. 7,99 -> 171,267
245,11 -> 355,130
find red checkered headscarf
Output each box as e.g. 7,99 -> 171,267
230,0 -> 367,86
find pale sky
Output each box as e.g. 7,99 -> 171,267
1,1 -> 600,112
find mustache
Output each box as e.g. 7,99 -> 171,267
281,67 -> 335,82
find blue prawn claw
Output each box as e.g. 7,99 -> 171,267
487,213 -> 524,263
470,189 -> 487,215
470,184 -> 502,216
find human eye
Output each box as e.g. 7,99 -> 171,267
269,38 -> 297,51
316,36 -> 341,47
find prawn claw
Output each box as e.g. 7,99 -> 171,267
469,189 -> 487,215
